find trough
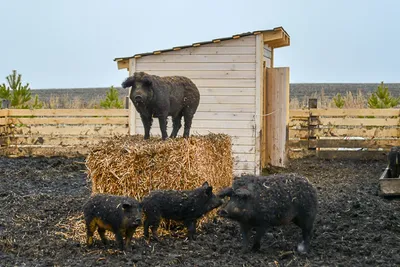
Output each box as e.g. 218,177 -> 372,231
379,166 -> 400,196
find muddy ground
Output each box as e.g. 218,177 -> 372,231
0,156 -> 399,267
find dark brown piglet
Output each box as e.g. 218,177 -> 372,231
141,181 -> 223,241
83,193 -> 142,251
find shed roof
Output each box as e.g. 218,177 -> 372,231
114,26 -> 290,69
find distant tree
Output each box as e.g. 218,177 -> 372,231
333,93 -> 345,108
100,86 -> 124,109
0,83 -> 11,101
367,81 -> 400,109
31,94 -> 44,109
0,70 -> 32,109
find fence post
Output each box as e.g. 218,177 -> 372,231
125,96 -> 130,109
1,99 -> 10,109
308,98 -> 318,151
0,104 -> 10,148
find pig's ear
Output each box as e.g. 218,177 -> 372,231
122,203 -> 132,211
202,181 -> 210,188
121,75 -> 136,88
205,185 -> 213,195
142,74 -> 153,86
236,188 -> 251,198
217,187 -> 233,198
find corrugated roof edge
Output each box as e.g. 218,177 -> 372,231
114,26 -> 287,61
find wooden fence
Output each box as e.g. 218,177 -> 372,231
1,106 -> 399,160
289,108 -> 400,159
0,109 -> 129,157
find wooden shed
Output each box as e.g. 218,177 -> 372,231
114,26 -> 290,175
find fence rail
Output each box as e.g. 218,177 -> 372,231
289,107 -> 400,159
0,109 -> 129,157
1,107 -> 399,160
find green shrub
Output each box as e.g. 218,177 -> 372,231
100,86 -> 124,109
367,81 -> 400,108
32,94 -> 44,109
333,93 -> 345,108
0,70 -> 37,109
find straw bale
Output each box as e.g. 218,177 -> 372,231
85,133 -> 234,233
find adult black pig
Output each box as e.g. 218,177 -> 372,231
217,173 -> 318,254
121,72 -> 200,140
83,193 -> 142,251
388,146 -> 400,178
141,181 -> 223,241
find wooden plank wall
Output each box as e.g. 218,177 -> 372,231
289,108 -> 400,159
134,35 -> 257,176
263,44 -> 272,68
0,109 -> 129,157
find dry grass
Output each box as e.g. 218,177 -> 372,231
290,89 -> 370,109
27,94 -> 125,109
55,213 -> 195,248
55,213 -> 140,253
29,88 -> 378,110
55,213 -> 87,245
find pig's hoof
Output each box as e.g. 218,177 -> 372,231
297,242 -> 308,254
251,243 -> 261,252
152,236 -> 160,242
241,247 -> 251,254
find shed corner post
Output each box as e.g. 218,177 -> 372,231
283,67 -> 290,167
279,66 -> 290,168
255,34 -> 264,175
128,58 -> 137,136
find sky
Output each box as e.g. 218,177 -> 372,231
0,0 -> 399,89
